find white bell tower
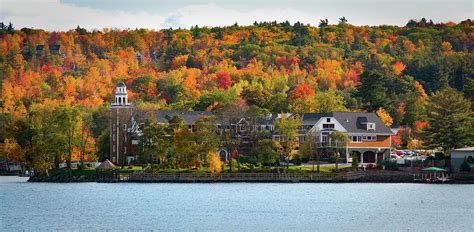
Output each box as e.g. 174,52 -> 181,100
112,82 -> 130,106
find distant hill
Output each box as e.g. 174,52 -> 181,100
1,19 -> 473,126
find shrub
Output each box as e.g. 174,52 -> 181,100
240,155 -> 258,166
352,157 -> 359,169
366,163 -> 376,170
459,157 -> 471,172
292,154 -> 302,166
208,152 -> 222,173
382,160 -> 399,171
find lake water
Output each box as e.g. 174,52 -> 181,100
0,176 -> 473,231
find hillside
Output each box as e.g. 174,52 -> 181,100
0,19 -> 473,165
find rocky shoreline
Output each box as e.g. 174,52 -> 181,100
26,171 -> 474,184
28,174 -> 95,182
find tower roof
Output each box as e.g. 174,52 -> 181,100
117,82 -> 126,87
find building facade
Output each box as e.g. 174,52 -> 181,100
302,112 -> 392,163
451,147 -> 474,172
109,83 -> 393,165
109,82 -> 137,165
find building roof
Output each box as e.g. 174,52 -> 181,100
117,82 -> 126,87
301,112 -> 393,135
132,110 -> 392,135
156,110 -> 213,125
301,113 -> 331,125
452,147 -> 474,152
96,159 -> 117,170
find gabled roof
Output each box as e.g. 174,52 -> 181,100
301,112 -> 393,135
301,113 -> 331,125
156,110 -> 213,125
332,112 -> 393,135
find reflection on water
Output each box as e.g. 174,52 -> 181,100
0,176 -> 473,231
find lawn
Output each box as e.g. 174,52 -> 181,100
146,164 -> 351,174
287,165 -> 351,173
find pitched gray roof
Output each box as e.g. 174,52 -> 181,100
301,112 -> 393,135
156,110 -> 213,125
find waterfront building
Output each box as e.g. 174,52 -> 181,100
302,112 -> 392,163
109,83 -> 393,165
109,82 -> 137,165
451,147 -> 474,172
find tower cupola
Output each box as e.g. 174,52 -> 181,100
112,82 -> 130,106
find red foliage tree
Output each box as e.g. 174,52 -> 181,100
291,83 -> 315,100
216,70 -> 232,89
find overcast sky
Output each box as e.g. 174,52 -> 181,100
1,0 -> 472,31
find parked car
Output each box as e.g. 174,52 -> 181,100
395,150 -> 404,157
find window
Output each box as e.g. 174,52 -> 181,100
367,123 -> 375,130
326,118 -> 331,122
273,135 -> 280,142
299,135 -> 305,143
112,146 -> 116,152
351,136 -> 362,143
113,134 -> 116,141
361,135 -> 376,141
321,132 -> 329,142
323,124 -> 335,129
124,147 -> 127,154
123,123 -> 127,131
240,125 -> 246,131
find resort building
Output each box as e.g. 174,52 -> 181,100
451,147 -> 474,172
302,112 -> 393,163
109,83 -> 393,165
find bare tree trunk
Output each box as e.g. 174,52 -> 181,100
79,132 -> 89,170
317,149 -> 321,173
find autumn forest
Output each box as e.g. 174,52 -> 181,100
0,18 -> 473,169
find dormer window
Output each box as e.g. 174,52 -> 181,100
323,124 -> 335,129
326,118 -> 331,122
367,123 -> 375,130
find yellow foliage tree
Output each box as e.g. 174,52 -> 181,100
376,107 -> 393,127
407,138 -> 422,149
392,61 -> 406,76
208,152 -> 222,173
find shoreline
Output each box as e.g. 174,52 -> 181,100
24,171 -> 474,184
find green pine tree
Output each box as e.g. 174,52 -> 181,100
422,88 -> 474,152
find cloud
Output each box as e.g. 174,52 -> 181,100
1,0 -> 165,31
163,3 -> 320,28
1,0 -> 324,31
1,0 -> 471,31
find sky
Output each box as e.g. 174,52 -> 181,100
0,0 -> 472,31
